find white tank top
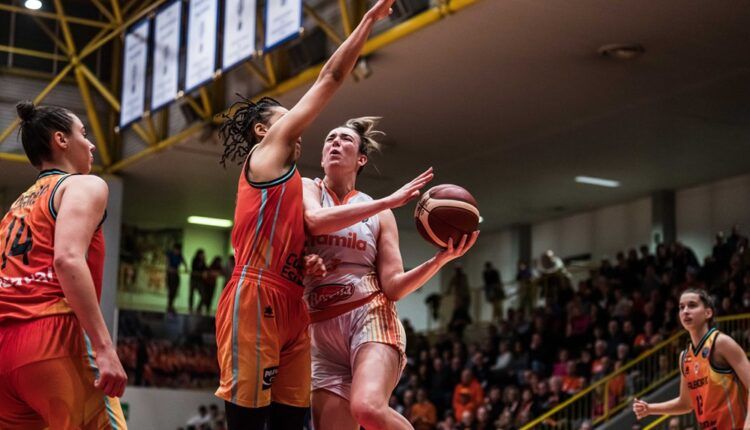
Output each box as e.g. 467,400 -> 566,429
304,178 -> 381,313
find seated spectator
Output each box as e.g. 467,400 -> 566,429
186,405 -> 211,428
453,369 -> 484,421
410,388 -> 437,430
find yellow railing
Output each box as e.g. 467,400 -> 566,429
642,413 -> 696,430
520,313 -> 750,429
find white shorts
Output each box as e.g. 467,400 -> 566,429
310,292 -> 406,400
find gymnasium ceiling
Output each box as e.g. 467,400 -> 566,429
2,0 -> 750,232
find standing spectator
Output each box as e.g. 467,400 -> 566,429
188,249 -> 207,314
166,243 -> 187,314
199,256 -> 223,315
410,388 -> 438,430
483,262 -> 504,322
447,263 -> 471,316
516,260 -> 535,315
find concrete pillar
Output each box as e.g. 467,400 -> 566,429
100,174 -> 123,336
651,190 -> 676,246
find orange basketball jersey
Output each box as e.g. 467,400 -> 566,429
230,160 -> 305,288
682,328 -> 748,430
0,169 -> 105,323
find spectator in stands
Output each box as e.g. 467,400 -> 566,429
198,256 -> 223,315
188,249 -> 207,314
186,405 -> 211,428
453,369 -> 484,421
166,243 -> 187,315
483,261 -> 504,322
410,388 -> 437,430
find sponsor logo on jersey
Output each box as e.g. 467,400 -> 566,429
309,232 -> 367,251
308,283 -> 354,309
262,366 -> 279,390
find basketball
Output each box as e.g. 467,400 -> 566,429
414,184 -> 480,248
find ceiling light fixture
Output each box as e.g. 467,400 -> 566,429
187,216 -> 233,228
575,176 -> 620,188
24,0 -> 42,10
598,43 -> 644,60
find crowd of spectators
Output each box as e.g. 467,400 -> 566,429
386,226 -> 750,429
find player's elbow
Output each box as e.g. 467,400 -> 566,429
304,212 -> 326,236
382,283 -> 403,302
53,251 -> 85,272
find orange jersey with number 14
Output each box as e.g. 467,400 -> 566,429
0,170 -> 105,324
682,328 -> 748,430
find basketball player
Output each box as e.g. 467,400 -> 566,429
302,117 -> 479,430
633,288 -> 750,429
214,1 -> 402,428
0,101 -> 127,429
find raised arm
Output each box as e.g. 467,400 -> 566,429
251,0 -> 395,174
302,168 -> 433,236
633,353 -> 692,419
53,176 -> 127,398
375,209 -> 478,301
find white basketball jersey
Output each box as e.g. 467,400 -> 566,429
304,178 -> 381,313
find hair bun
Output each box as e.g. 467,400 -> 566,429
16,100 -> 36,122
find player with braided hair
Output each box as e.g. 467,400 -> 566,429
214,1 -> 403,429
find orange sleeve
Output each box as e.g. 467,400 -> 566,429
426,404 -> 437,425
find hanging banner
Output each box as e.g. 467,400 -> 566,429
223,0 -> 257,70
120,20 -> 150,128
151,1 -> 182,111
264,0 -> 302,52
185,0 -> 218,92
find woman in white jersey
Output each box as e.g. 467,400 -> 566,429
302,117 -> 479,430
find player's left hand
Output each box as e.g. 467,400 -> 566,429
436,231 -> 479,265
304,254 -> 327,278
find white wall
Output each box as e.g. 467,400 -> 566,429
532,197 -> 652,261
120,387 -> 218,430
677,173 -> 750,260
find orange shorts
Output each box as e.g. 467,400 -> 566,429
215,267 -> 311,408
0,314 -> 127,430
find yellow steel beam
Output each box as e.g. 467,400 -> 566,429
132,124 -> 156,146
0,45 -> 67,62
91,0 -> 116,23
184,97 -> 206,119
31,16 -> 71,56
199,88 -> 213,118
263,54 -> 277,86
303,3 -> 343,45
0,153 -> 28,163
0,63 -> 74,145
107,123 -> 205,173
110,0 -> 123,23
244,62 -> 271,88
53,0 -> 77,54
338,0 -> 353,36
74,68 -> 112,166
79,64 -> 121,111
145,116 -> 159,142
78,0 -> 168,60
0,4 -> 111,29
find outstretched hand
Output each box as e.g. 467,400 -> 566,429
384,167 -> 434,209
436,231 -> 480,265
632,398 -> 650,420
366,0 -> 397,21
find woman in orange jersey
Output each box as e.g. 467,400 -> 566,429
633,288 -> 750,429
0,101 -> 127,429
214,1 -> 406,428
301,117 -> 479,430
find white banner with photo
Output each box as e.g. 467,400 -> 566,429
151,1 -> 182,111
185,0 -> 218,92
222,0 -> 257,70
120,20 -> 150,128
264,0 -> 302,51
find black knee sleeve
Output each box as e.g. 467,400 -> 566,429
269,402 -> 309,430
225,401 -> 270,430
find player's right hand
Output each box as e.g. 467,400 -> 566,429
384,167 -> 433,209
366,0 -> 396,21
632,398 -> 650,420
94,345 -> 128,398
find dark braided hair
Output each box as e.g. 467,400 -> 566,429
218,95 -> 283,167
16,100 -> 75,168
